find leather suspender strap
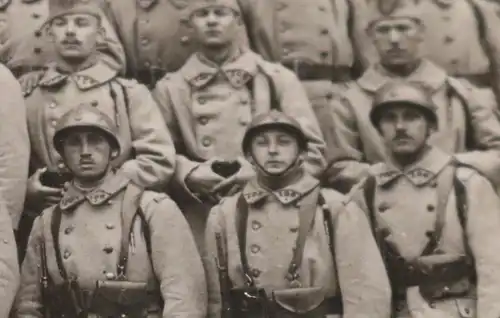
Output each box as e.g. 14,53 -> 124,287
117,184 -> 144,278
51,205 -> 70,280
236,185 -> 320,286
421,164 -> 456,256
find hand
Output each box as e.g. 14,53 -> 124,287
26,168 -> 64,211
211,157 -> 255,197
18,70 -> 43,95
185,160 -> 226,199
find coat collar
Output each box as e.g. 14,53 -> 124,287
358,59 -> 448,93
59,172 -> 130,211
374,147 -> 452,187
39,61 -> 118,90
242,174 -> 320,206
180,50 -> 258,89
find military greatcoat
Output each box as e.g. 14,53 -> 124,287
14,172 -> 207,317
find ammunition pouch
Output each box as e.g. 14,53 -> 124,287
90,280 -> 162,318
229,286 -> 269,318
271,286 -> 342,318
46,281 -> 89,318
389,253 -> 474,301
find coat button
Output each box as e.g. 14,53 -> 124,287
378,202 -> 390,213
140,37 -> 149,46
63,250 -> 71,259
103,246 -> 114,254
201,137 -> 212,147
64,226 -> 74,235
104,271 -> 116,280
250,244 -> 260,253
197,96 -> 207,104
251,268 -> 261,278
430,180 -> 438,188
180,36 -> 190,45
251,221 -> 262,231
34,30 -> 42,37
51,120 -> 58,127
320,51 -> 329,60
427,204 -> 435,212
320,28 -> 329,35
444,35 -> 454,44
105,223 -> 115,230
49,102 -> 57,109
318,5 -> 326,12
33,47 -> 42,54
32,12 -> 41,19
198,116 -> 208,125
425,230 -> 434,238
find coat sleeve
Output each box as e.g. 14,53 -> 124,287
12,215 -> 43,318
0,65 -> 29,229
96,0 -> 126,74
148,197 -> 207,318
119,82 -> 176,189
334,199 -> 391,318
452,84 -> 500,187
273,66 -> 327,177
463,171 -> 500,318
0,197 -> 19,318
204,204 -> 225,318
324,95 -> 371,193
152,78 -> 203,200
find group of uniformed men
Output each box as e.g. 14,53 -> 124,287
0,0 -> 500,317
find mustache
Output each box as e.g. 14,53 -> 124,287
393,133 -> 413,141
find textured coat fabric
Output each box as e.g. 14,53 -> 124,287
236,0 -> 374,152
326,60 -> 500,192
0,64 -> 29,228
14,172 -> 207,318
153,50 -> 326,249
347,147 -> 500,318
0,196 -> 20,318
0,0 -> 126,76
205,173 -> 391,318
23,61 -> 175,189
102,0 -> 248,86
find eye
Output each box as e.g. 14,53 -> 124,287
52,17 -> 67,27
253,136 -> 268,146
277,136 -> 294,146
214,7 -> 231,17
87,133 -> 106,145
194,9 -> 209,18
396,24 -> 410,33
375,25 -> 390,34
75,17 -> 91,27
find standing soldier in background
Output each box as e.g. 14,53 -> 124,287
14,105 -> 206,318
347,85 -> 500,318
237,0 -> 372,154
18,0 -> 176,261
365,0 -> 500,110
326,2 -> 500,193
205,111 -> 390,318
0,0 -> 125,78
153,0 -> 326,251
102,0 -> 248,88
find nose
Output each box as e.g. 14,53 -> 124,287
65,21 -> 76,35
206,12 -> 218,25
80,139 -> 90,155
388,28 -> 401,44
268,140 -> 278,154
395,117 -> 406,130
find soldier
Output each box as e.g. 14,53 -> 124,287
0,0 -> 125,78
13,104 -> 207,318
365,0 -> 500,109
236,0 -> 373,154
325,2 -> 500,193
346,85 -> 500,318
153,0 -> 326,250
19,0 -> 176,261
102,0 -> 248,88
204,110 -> 391,318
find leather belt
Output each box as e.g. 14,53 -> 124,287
281,61 -> 352,82
457,73 -> 492,88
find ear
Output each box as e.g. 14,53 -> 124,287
47,25 -> 56,43
96,23 -> 106,42
235,12 -> 243,26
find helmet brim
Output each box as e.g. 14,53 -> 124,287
53,125 -> 120,155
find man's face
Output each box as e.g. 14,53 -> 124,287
49,13 -> 102,61
190,6 -> 240,48
371,18 -> 423,67
62,128 -> 114,184
250,129 -> 301,175
378,105 -> 432,157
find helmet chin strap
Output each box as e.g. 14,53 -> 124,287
250,153 -> 304,188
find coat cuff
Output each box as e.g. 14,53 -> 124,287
175,156 -> 202,203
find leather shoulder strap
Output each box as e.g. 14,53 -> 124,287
51,205 -> 69,281
117,184 -> 144,278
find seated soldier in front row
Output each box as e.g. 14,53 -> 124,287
204,110 -> 391,318
13,104 -> 207,317
347,82 -> 500,318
